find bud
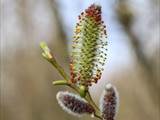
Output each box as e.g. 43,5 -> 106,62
56,91 -> 95,117
70,4 -> 108,87
40,42 -> 53,59
100,83 -> 119,120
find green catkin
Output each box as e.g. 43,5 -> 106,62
70,4 -> 107,87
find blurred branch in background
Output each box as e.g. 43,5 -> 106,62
51,0 -> 68,45
115,0 -> 159,116
48,0 -> 69,59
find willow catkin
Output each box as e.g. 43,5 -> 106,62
56,91 -> 95,117
70,4 -> 108,87
100,83 -> 119,120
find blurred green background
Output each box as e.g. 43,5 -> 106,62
0,0 -> 160,120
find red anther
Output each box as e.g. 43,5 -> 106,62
81,12 -> 84,15
104,30 -> 107,35
78,15 -> 81,20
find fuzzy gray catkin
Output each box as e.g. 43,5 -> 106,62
100,83 -> 119,120
56,91 -> 95,117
